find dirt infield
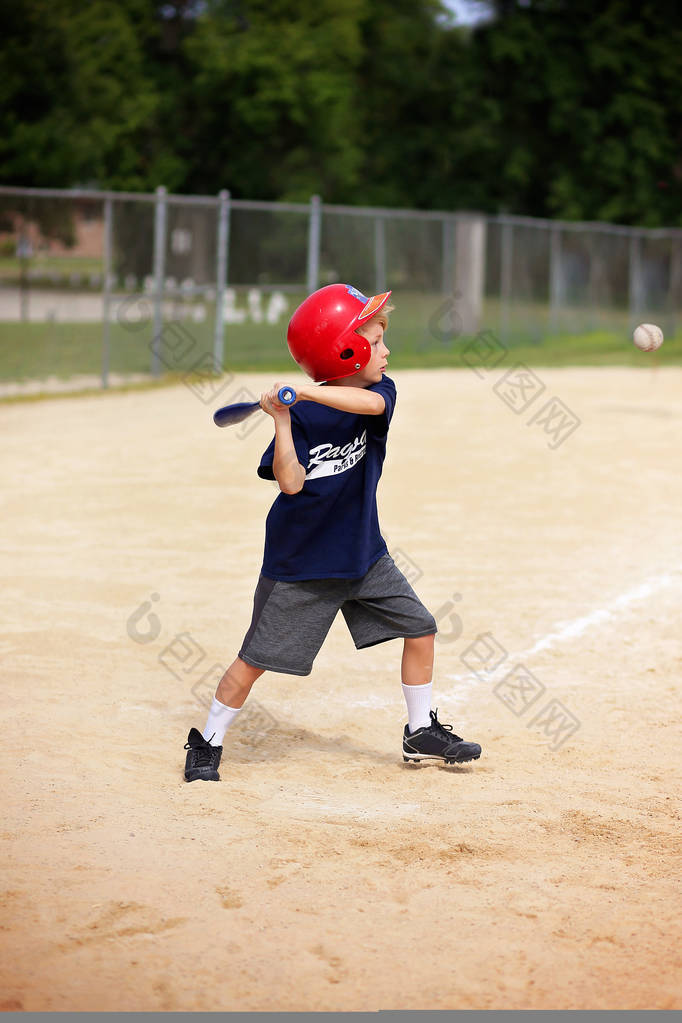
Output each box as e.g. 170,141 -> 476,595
1,366 -> 680,1011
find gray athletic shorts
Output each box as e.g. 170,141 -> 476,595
238,553 -> 437,676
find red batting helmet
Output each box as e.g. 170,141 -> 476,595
286,284 -> 392,382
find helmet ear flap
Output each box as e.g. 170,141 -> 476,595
338,335 -> 370,374
339,347 -> 362,370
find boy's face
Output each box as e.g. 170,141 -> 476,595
349,319 -> 390,386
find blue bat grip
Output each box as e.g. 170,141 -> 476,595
277,386 -> 296,406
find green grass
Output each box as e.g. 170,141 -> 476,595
0,255 -> 104,281
0,317 -> 217,381
386,328 -> 682,369
1,305 -> 680,389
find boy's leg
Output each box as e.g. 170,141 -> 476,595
401,634 -> 435,733
341,556 -> 481,764
217,657 -> 264,709
202,657 -> 264,746
400,633 -> 481,763
401,634 -> 435,684
184,658 -> 264,783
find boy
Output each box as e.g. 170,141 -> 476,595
184,284 -> 481,781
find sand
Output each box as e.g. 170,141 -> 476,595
1,366 -> 680,1010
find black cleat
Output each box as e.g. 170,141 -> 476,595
402,709 -> 482,765
184,727 -> 222,782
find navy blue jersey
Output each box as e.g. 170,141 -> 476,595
257,375 -> 397,581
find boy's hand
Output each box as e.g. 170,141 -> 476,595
260,382 -> 297,419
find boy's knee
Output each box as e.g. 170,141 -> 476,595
404,632 -> 435,646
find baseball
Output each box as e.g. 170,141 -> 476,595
633,323 -> 664,352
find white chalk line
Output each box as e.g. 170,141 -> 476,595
519,567 -> 681,660
159,568 -> 681,716
445,565 -> 682,689
322,567 -> 682,711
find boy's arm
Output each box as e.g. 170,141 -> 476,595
260,385 -> 306,494
272,416 -> 306,494
296,384 -> 385,416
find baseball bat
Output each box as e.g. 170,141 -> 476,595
213,386 -> 296,428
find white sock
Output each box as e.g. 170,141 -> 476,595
402,681 -> 432,733
202,697 -> 241,746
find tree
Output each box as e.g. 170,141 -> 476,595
349,0 -> 497,210
0,0 -> 179,190
181,0 -> 366,200
468,0 -> 682,224
1,0 -> 680,226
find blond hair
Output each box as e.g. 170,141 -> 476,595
356,302 -> 395,334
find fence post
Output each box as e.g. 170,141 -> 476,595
374,216 -> 387,294
214,189 -> 230,371
500,218 -> 513,344
454,214 -> 486,335
628,230 -> 643,332
549,225 -> 563,336
441,215 -> 456,296
17,228 -> 32,321
101,197 -> 113,389
307,194 -> 321,294
668,235 -> 681,339
151,185 -> 167,376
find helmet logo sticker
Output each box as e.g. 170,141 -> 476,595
345,285 -> 368,303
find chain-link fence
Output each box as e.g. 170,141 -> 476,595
0,184 -> 680,392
